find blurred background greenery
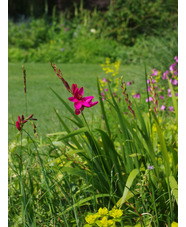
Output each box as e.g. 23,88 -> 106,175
8,0 -> 178,70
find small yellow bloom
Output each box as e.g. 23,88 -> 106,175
171,222 -> 178,227
85,214 -> 96,224
98,207 -> 108,216
100,216 -> 114,227
109,208 -> 123,218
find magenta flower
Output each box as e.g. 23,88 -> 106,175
168,88 -> 172,97
169,62 -> 177,73
68,84 -> 98,115
133,93 -> 140,99
175,93 -> 178,97
16,114 -> 37,131
163,70 -> 169,80
152,68 -> 158,76
147,79 -> 150,84
172,79 -> 178,86
127,81 -> 131,86
146,97 -> 153,102
161,105 -> 166,111
103,78 -> 106,82
169,106 -> 174,111
104,88 -> 108,92
159,95 -> 164,100
174,56 -> 178,63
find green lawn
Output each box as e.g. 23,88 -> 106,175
8,63 -> 151,141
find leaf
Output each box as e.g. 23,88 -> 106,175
117,169 -> 139,208
64,194 -> 111,214
152,111 -> 171,177
58,127 -> 88,141
169,176 -> 178,204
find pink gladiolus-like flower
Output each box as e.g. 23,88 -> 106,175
161,105 -> 166,111
159,95 -> 164,100
163,70 -> 169,80
103,78 -> 106,82
146,97 -> 153,102
152,68 -> 158,76
68,84 -> 98,115
174,56 -> 178,63
104,88 -> 108,92
133,93 -> 140,99
169,62 -> 177,73
172,79 -> 178,86
147,79 -> 150,84
169,106 -> 174,111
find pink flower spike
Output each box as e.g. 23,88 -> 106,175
161,105 -> 166,111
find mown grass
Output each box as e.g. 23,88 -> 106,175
8,63 -> 151,141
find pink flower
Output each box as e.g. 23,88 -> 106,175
175,93 -> 178,97
146,97 -> 153,102
169,106 -> 174,111
103,78 -> 106,82
68,84 -> 98,115
133,93 -> 140,99
168,88 -> 172,97
169,62 -> 177,73
159,95 -> 164,100
147,79 -> 150,84
127,81 -> 131,86
104,88 -> 108,92
174,56 -> 178,63
172,79 -> 178,86
152,68 -> 158,76
16,114 -> 37,131
161,105 -> 166,111
151,79 -> 156,84
163,70 -> 169,80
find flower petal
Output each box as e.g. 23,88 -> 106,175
68,97 -> 78,102
79,87 -> 84,96
74,102 -> 82,109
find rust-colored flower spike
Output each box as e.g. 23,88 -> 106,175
16,114 -> 37,131
121,82 -> 135,119
22,65 -> 26,94
50,62 -> 71,93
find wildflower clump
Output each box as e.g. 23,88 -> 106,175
100,58 -> 121,95
84,207 -> 123,226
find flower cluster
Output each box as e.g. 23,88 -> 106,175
146,56 -> 178,113
84,207 -> 123,227
100,58 -> 120,93
16,114 -> 37,131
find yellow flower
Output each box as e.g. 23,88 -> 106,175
85,214 -> 97,224
98,207 -> 108,216
171,222 -> 178,227
99,217 -> 114,227
109,207 -> 123,218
